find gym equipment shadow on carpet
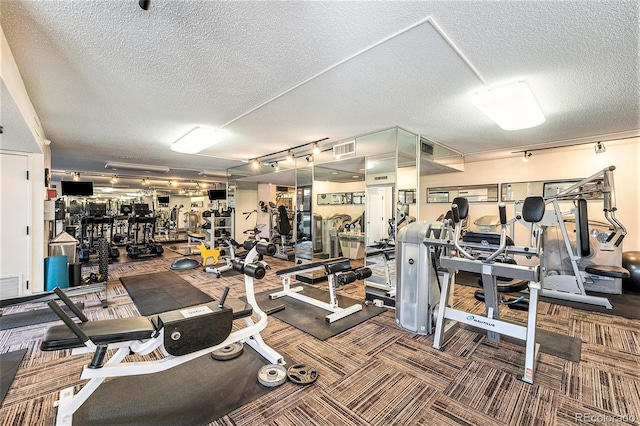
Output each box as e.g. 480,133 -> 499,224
0,348 -> 27,404
74,346 -> 293,426
249,286 -> 386,340
119,272 -> 212,315
455,272 -> 640,320
464,325 -> 581,362
0,303 -> 84,331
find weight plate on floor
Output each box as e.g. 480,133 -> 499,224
287,363 -> 318,385
257,364 -> 287,387
210,342 -> 244,361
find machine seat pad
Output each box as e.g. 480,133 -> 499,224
276,257 -> 347,276
41,317 -> 155,351
585,265 -> 630,279
215,298 -> 253,319
463,232 -> 514,246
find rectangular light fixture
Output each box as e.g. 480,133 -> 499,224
170,126 -> 227,154
472,81 -> 545,131
105,161 -> 170,173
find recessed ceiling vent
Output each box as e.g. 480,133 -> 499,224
333,141 -> 356,158
420,137 -> 434,158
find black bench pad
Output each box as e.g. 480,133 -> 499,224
585,265 -> 630,279
463,232 -> 514,246
276,257 -> 347,276
41,297 -> 252,352
41,317 -> 155,351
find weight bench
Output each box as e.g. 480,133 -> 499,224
270,258 -> 371,323
42,241 -> 284,426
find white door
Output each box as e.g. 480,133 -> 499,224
0,153 -> 30,296
366,187 -> 386,245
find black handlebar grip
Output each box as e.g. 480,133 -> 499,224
256,241 -> 276,256
499,204 -> 507,225
232,259 -> 244,273
355,267 -> 372,280
325,260 -> 352,275
218,287 -> 230,308
337,271 -> 356,286
614,234 -> 625,247
244,263 -> 266,279
451,204 -> 460,223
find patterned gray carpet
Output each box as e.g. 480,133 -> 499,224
1,253 -> 639,425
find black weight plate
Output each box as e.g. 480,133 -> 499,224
287,363 -> 318,385
210,342 -> 244,361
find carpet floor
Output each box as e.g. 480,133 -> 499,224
1,254 -> 639,425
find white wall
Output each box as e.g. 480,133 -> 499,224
1,25 -> 48,294
235,188 -> 259,241
420,138 -> 640,251
313,180 -> 366,221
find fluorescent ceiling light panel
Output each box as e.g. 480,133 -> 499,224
472,82 -> 545,131
171,126 -> 227,154
105,162 -> 169,173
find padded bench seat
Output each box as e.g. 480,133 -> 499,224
585,265 -> 630,279
41,317 -> 155,351
41,297 -> 253,352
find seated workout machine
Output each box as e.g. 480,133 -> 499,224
534,166 -> 629,309
40,241 -> 284,426
270,259 -> 372,323
269,204 -> 294,260
429,197 -> 546,384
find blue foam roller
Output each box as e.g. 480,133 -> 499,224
45,255 -> 69,291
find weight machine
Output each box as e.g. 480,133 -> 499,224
270,259 -> 371,323
40,241 -> 284,425
535,166 -> 629,308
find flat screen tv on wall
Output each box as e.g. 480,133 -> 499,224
208,189 -> 226,200
61,181 -> 94,196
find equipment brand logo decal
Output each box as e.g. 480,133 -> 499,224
466,315 -> 496,327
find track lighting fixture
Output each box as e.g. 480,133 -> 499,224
110,175 -> 119,184
249,137 -> 327,170
72,172 -> 80,181
522,151 -> 532,162
168,180 -> 176,187
271,162 -> 279,171
142,178 -> 151,185
306,155 -> 314,165
594,142 -> 606,154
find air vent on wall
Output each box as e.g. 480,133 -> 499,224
333,141 -> 356,158
420,137 -> 434,157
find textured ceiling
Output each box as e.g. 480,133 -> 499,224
1,1 -> 639,185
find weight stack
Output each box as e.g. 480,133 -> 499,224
97,238 -> 109,282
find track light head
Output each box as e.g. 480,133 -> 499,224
286,151 -> 294,163
522,151 -> 532,162
595,142 -> 606,154
313,143 -> 320,155
252,159 -> 261,169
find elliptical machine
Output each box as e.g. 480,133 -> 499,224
125,203 -> 164,259
78,203 -> 120,262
